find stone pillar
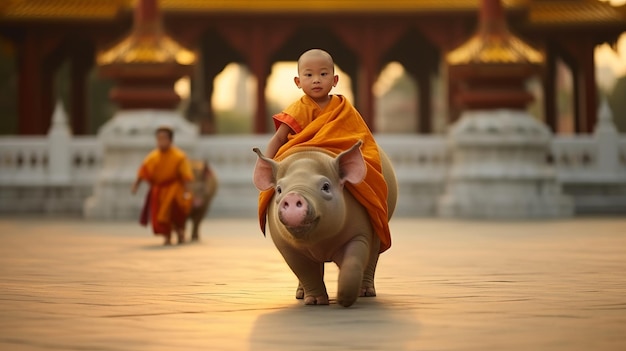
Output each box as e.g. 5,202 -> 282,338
47,100 -> 72,185
84,0 -> 198,219
594,98 -> 620,175
437,0 -> 573,218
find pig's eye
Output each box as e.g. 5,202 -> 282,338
321,182 -> 331,193
276,186 -> 282,194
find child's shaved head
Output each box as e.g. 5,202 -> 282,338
297,49 -> 335,74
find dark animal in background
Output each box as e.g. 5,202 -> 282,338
188,160 -> 218,241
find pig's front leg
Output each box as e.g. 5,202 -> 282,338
360,234 -> 380,297
295,264 -> 324,299
295,281 -> 304,299
274,243 -> 328,305
288,259 -> 327,305
335,235 -> 371,307
190,218 -> 200,241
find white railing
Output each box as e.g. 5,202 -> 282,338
550,101 -> 626,184
0,136 -> 101,186
1,101 -> 625,216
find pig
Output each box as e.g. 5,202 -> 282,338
188,160 -> 218,241
253,141 -> 398,307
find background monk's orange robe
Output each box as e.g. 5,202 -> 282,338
138,146 -> 193,235
259,94 -> 391,253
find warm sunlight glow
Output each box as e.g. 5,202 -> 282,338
599,0 -> 626,6
595,33 -> 626,91
266,62 -> 354,106
212,63 -> 248,110
373,62 -> 406,97
174,76 -> 190,99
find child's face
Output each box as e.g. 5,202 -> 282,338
156,131 -> 172,151
294,55 -> 338,103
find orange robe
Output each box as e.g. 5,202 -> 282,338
259,94 -> 391,253
138,146 -> 194,235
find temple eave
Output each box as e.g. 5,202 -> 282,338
2,0 -> 622,23
97,35 -> 196,66
446,35 -> 544,65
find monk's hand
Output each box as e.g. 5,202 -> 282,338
130,183 -> 138,195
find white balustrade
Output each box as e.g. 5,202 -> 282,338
0,101 -> 624,216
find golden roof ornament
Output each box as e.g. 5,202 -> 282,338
447,0 -> 544,111
97,0 -> 195,65
447,0 -> 543,65
97,0 -> 195,110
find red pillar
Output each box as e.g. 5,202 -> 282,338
194,62 -> 217,134
334,24 -> 406,133
218,23 -> 294,134
70,47 -> 94,135
251,61 -> 269,134
416,19 -> 470,126
19,31 -> 68,135
356,52 -> 377,131
416,70 -> 432,134
18,33 -> 44,135
571,61 -> 583,133
202,78 -> 216,134
542,42 -> 557,133
577,40 -> 597,133
561,37 -> 598,134
41,67 -> 55,133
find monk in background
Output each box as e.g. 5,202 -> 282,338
259,49 -> 391,252
131,127 -> 193,245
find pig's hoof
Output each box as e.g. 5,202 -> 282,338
359,287 -> 377,297
295,286 -> 304,300
304,295 -> 329,305
337,295 -> 357,308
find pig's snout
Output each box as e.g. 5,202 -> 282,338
279,193 -> 308,226
192,197 -> 204,208
278,192 -> 318,234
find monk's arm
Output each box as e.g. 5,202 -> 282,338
265,123 -> 291,159
180,159 -> 194,199
131,177 -> 142,194
132,162 -> 150,194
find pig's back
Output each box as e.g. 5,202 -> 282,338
378,146 -> 398,219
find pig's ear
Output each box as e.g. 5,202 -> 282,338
336,140 -> 366,185
202,160 -> 211,177
253,148 -> 278,191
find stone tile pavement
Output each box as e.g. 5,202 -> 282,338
0,217 -> 625,351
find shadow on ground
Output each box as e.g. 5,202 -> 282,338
248,297 -> 420,351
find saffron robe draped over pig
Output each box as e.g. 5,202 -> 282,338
258,94 -> 391,253
138,146 -> 194,235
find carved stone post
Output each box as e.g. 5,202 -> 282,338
438,0 -> 573,218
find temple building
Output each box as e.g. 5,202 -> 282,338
0,0 -> 625,218
1,0 -> 625,135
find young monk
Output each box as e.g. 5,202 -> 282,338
259,49 -> 391,252
131,127 -> 194,245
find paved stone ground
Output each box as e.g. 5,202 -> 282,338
0,217 -> 625,351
